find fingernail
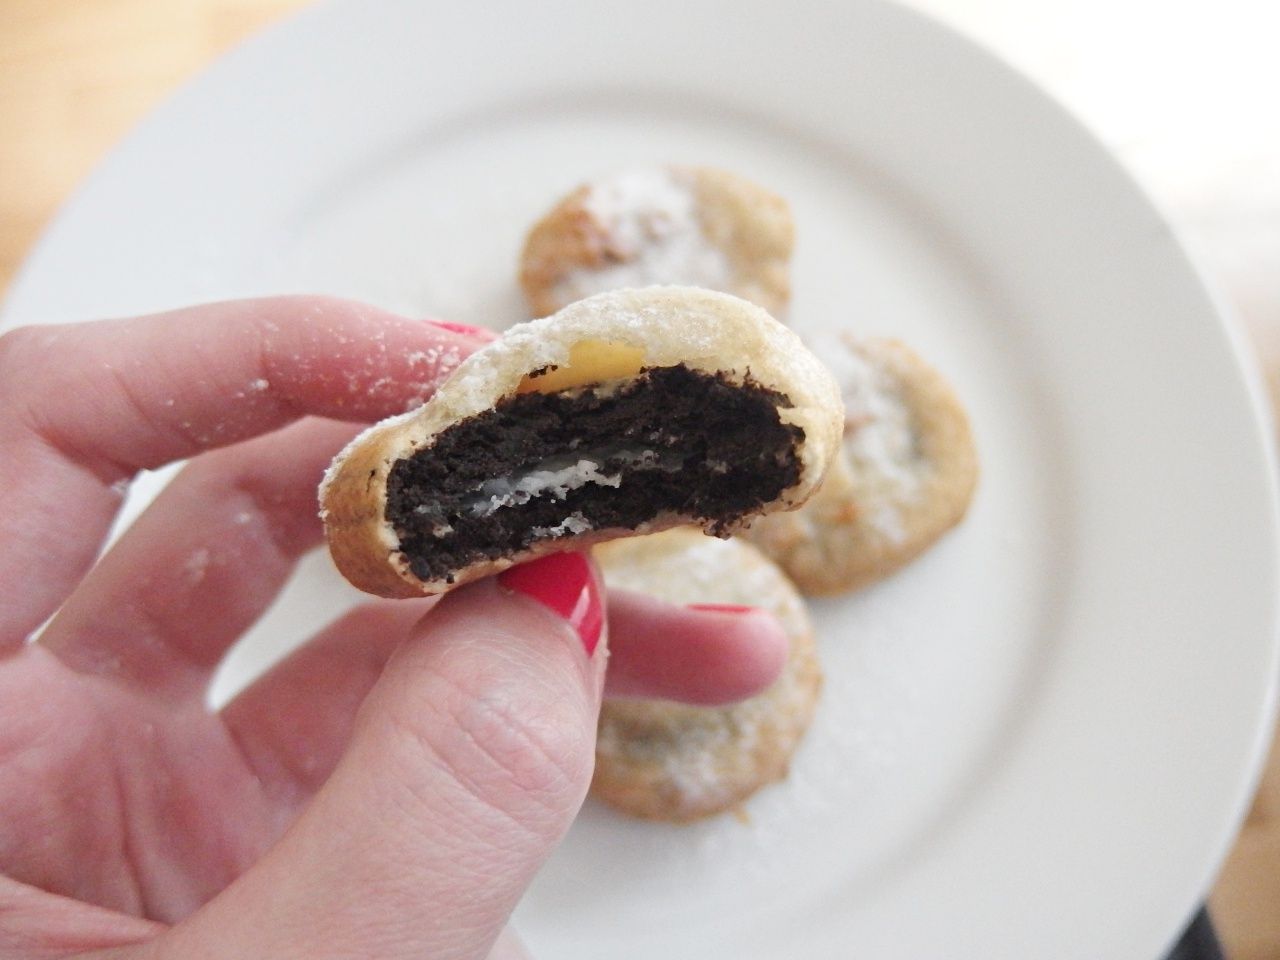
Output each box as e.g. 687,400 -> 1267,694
687,603 -> 759,615
428,319 -> 499,342
499,553 -> 604,655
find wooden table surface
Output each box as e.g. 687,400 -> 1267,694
3,1 -> 1278,956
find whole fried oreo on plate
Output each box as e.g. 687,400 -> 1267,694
593,528 -> 823,822
320,286 -> 843,597
745,334 -> 978,595
520,166 -> 794,319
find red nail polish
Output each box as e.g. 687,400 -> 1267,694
428,319 -> 499,342
498,553 -> 604,655
688,603 -> 759,615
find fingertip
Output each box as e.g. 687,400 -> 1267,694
680,604 -> 790,704
496,552 -> 605,657
604,591 -> 790,706
402,555 -> 607,700
425,319 -> 501,343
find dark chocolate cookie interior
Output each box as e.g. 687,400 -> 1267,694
385,364 -> 803,582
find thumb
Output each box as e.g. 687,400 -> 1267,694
159,552 -> 606,960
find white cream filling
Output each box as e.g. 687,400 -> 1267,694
468,459 -> 622,517
464,446 -> 683,521
410,503 -> 455,537
530,512 -> 594,539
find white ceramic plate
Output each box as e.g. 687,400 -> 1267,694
4,2 -> 1277,957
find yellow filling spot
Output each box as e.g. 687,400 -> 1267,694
517,340 -> 647,394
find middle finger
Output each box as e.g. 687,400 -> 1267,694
39,418 -> 361,697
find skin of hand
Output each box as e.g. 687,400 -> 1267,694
0,297 -> 789,960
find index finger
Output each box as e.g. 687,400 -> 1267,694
0,295 -> 490,647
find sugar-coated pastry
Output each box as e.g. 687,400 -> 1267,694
520,166 -> 794,318
745,335 -> 978,595
592,528 -> 822,822
320,287 -> 843,598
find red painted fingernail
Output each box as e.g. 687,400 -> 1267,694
688,604 -> 759,615
428,319 -> 499,342
499,553 -> 604,655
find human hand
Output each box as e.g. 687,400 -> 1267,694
0,297 -> 788,959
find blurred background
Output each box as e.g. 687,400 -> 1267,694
2,0 -> 1277,955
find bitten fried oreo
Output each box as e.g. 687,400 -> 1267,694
320,287 -> 842,598
520,166 -> 794,318
593,528 -> 822,822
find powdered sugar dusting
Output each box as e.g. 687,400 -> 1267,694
597,530 -> 818,812
552,168 -> 734,304
183,548 -> 211,584
818,335 -> 923,543
404,344 -> 463,372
